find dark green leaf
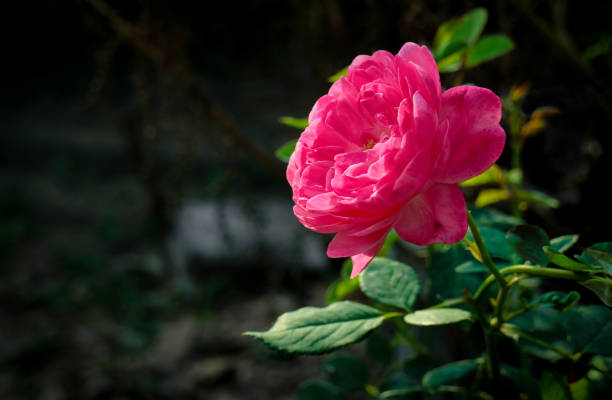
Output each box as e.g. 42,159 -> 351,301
466,35 -> 514,67
538,291 -> 580,312
245,301 -> 385,354
278,116 -> 308,129
505,308 -> 572,361
507,225 -> 550,265
565,306 -> 612,355
549,234 -> 579,253
500,363 -> 539,399
324,353 -> 368,391
365,331 -> 392,364
467,226 -> 518,262
422,359 -> 480,388
455,260 -> 489,274
404,308 -> 472,326
544,247 -> 592,271
429,243 -> 481,300
540,372 -> 571,400
274,140 -> 297,163
580,279 -> 612,306
577,243 -> 612,275
359,257 -> 420,310
297,380 -> 342,400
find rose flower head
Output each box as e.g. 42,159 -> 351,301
287,42 -> 505,278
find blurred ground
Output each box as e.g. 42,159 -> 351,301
1,1 -> 611,399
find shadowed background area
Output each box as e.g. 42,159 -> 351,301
1,0 -> 611,399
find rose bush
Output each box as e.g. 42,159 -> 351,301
287,42 -> 505,277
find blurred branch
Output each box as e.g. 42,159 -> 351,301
513,0 -> 612,121
85,0 -> 285,181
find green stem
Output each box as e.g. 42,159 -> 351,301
474,265 -> 612,300
467,211 -> 505,290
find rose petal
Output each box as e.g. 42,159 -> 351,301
394,183 -> 467,245
350,237 -> 386,278
327,226 -> 390,258
435,85 -> 506,183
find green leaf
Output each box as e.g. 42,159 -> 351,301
434,41 -> 467,61
544,247 -> 592,271
507,225 -> 550,266
433,8 -> 488,51
365,331 -> 392,364
297,380 -> 342,400
466,226 -> 518,263
429,243 -> 481,300
540,371 -> 572,400
500,363 -> 539,399
460,164 -> 504,187
437,49 -> 466,73
404,308 -> 472,326
422,359 -> 480,388
538,291 -> 580,312
549,234 -> 579,253
517,190 -> 560,208
245,301 -> 386,354
504,308 -> 572,361
576,242 -> 612,275
377,386 -> 422,399
328,66 -> 348,83
455,260 -> 490,274
274,139 -> 297,163
470,207 -> 523,230
565,305 -> 612,355
324,353 -> 368,391
570,377 -> 591,400
359,257 -> 420,310
466,35 -> 515,67
580,279 -> 612,306
474,188 -> 511,207
278,116 -> 308,130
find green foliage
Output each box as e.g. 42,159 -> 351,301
404,308 -> 472,326
466,35 -> 515,67
549,234 -> 579,253
537,291 -> 580,312
507,225 -> 550,265
297,380 -> 342,400
577,242 -> 612,275
359,257 -> 420,310
365,332 -> 392,364
328,66 -> 348,83
274,139 -> 297,163
540,371 -> 572,400
278,116 -> 308,130
422,359 -> 481,388
433,8 -> 514,73
245,301 -> 386,354
324,353 -> 369,391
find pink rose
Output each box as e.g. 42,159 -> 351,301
287,42 -> 505,278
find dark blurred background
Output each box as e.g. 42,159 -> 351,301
1,1 -> 611,399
